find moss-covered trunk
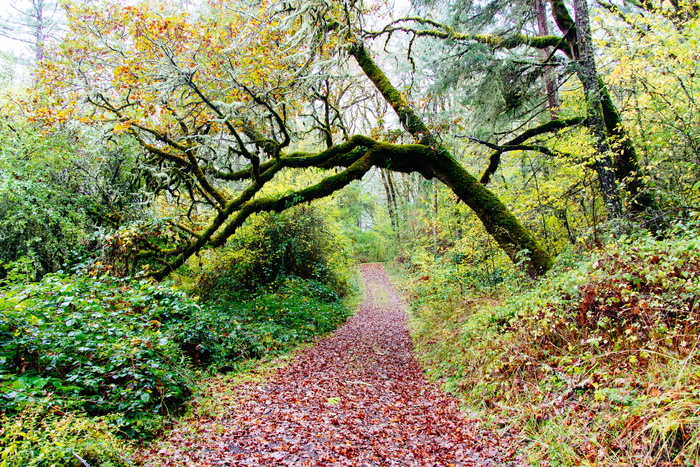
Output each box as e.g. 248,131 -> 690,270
431,152 -> 553,276
599,82 -> 656,215
551,0 -> 655,217
350,41 -> 552,277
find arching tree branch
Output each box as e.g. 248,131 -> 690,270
368,17 -> 566,51
464,116 -> 586,184
349,40 -> 552,276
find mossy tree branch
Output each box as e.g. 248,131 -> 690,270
369,17 -> 566,51
349,41 -> 552,277
80,3 -> 565,280
369,1 -> 654,218
470,116 -> 586,184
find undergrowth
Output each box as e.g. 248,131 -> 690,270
134,349 -> 307,463
399,225 -> 700,466
0,272 -> 352,465
171,277 -> 352,372
0,405 -> 131,467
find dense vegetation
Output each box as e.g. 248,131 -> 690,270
0,206 -> 353,465
397,223 -> 700,465
1,0 -> 700,464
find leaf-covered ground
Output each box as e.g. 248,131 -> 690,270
137,263 -> 522,466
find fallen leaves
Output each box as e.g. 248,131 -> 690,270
137,263 -> 523,466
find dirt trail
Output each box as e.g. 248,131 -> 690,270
139,263 -> 522,466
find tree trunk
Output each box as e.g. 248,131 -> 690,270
552,0 -> 654,217
598,82 -> 656,215
350,42 -> 552,276
536,0 -> 560,115
380,168 -> 399,232
572,0 -> 622,218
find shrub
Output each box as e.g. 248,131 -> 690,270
0,122 -> 146,284
193,207 -> 352,300
0,270 -> 352,438
1,213 -> 354,460
403,225 -> 700,465
0,177 -> 86,283
0,404 -> 133,467
172,277 -> 351,370
0,272 -> 197,436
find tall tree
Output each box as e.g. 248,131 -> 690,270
0,0 -> 61,63
535,0 -> 560,114
389,0 -> 654,216
35,0 -> 552,279
572,0 -> 622,217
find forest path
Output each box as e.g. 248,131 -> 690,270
138,263 -> 522,466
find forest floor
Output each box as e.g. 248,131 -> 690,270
136,263 -> 524,466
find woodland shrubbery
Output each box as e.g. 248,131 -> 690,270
192,207 -> 353,300
0,207 -> 353,465
400,222 -> 700,465
0,177 -> 87,283
0,121 -> 146,284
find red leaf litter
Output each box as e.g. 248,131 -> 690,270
138,263 -> 525,466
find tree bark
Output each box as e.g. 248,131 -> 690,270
350,42 -> 552,276
572,0 -> 622,218
551,0 -> 654,217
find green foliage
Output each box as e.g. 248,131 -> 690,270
485,226 -> 700,363
397,238 -> 516,300
173,277 -> 351,371
350,228 -> 395,263
402,224 -> 700,465
333,181 -> 396,263
0,51 -> 16,85
0,405 -> 133,467
0,175 -> 87,283
0,263 -> 353,446
0,273 -> 196,436
601,11 -> 700,209
0,116 -> 147,283
101,219 -> 191,277
194,207 -> 352,299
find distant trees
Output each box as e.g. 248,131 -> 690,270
0,0 -> 62,63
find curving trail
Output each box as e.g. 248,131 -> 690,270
139,263 -> 522,466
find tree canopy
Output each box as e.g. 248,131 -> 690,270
19,0 -> 698,279
29,0 -> 558,278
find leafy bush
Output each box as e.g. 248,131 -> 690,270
486,230 -> 700,365
395,244 -> 515,306
172,277 -> 351,370
0,405 -> 133,467
193,207 -> 352,300
0,199 -> 355,460
0,270 -> 352,432
0,273 -> 197,436
0,120 -> 147,284
101,219 -> 192,277
0,177 -> 87,283
402,225 -> 700,465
